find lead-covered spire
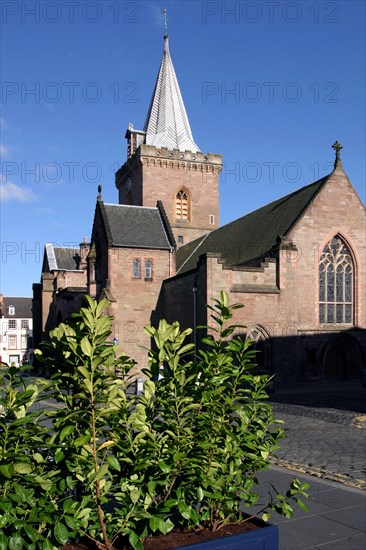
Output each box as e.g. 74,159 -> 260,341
143,34 -> 200,152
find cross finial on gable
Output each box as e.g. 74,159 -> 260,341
332,140 -> 343,168
97,184 -> 102,201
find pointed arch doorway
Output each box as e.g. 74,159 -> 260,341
324,345 -> 346,380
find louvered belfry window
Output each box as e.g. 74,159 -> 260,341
175,189 -> 189,220
319,236 -> 353,324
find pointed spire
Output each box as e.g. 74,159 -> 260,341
332,140 -> 343,169
143,25 -> 200,153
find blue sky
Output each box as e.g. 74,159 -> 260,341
1,0 -> 365,297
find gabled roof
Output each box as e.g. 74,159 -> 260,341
99,203 -> 173,249
176,175 -> 329,274
44,244 -> 80,271
1,297 -> 32,319
143,35 -> 200,153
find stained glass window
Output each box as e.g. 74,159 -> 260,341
319,236 -> 353,324
133,259 -> 141,278
145,259 -> 153,279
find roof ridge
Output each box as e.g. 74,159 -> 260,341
157,200 -> 176,248
3,296 -> 32,299
103,203 -> 158,210
98,201 -> 114,245
176,232 -> 211,275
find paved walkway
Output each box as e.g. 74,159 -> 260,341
252,380 -> 366,549
249,466 -> 366,550
268,380 -> 366,490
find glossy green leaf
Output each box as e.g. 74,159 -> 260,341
0,464 -> 14,479
9,534 -> 25,550
0,534 -> 8,550
54,522 -> 69,545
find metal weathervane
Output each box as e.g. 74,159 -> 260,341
163,8 -> 168,35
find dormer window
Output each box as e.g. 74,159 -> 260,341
9,305 -> 15,315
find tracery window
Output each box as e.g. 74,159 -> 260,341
175,188 -> 190,220
133,259 -> 141,278
245,326 -> 270,371
145,259 -> 153,279
319,236 -> 353,324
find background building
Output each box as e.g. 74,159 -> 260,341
0,295 -> 33,366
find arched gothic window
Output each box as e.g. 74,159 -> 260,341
246,326 -> 271,371
133,258 -> 141,278
175,188 -> 190,220
145,259 -> 153,279
319,236 -> 353,324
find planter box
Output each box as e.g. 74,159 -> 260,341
174,519 -> 279,550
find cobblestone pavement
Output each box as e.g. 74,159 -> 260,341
269,383 -> 366,490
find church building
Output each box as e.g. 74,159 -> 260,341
33,32 -> 366,382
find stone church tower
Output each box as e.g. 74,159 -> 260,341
115,34 -> 222,246
33,28 -> 365,384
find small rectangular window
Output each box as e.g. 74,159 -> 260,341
145,259 -> 153,279
133,258 -> 141,278
21,320 -> 29,330
177,235 -> 184,244
21,336 -> 27,348
8,320 -> 17,330
8,335 -> 17,349
209,214 -> 215,225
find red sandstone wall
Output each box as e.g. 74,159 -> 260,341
107,247 -> 173,377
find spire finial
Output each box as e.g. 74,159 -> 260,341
332,140 -> 343,168
163,8 -> 168,36
97,184 -> 102,200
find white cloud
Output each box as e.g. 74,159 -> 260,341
36,207 -> 54,215
0,182 -> 37,203
0,144 -> 11,158
0,117 -> 9,130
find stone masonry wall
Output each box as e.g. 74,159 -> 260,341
117,146 -> 222,247
107,246 -> 173,377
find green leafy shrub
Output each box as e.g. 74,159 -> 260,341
116,291 -> 309,548
0,366 -> 62,549
0,293 -> 309,550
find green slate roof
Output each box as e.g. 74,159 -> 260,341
176,175 -> 329,274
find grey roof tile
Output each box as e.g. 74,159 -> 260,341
45,244 -> 80,271
53,247 -> 80,270
1,297 -> 32,318
100,203 -> 172,249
